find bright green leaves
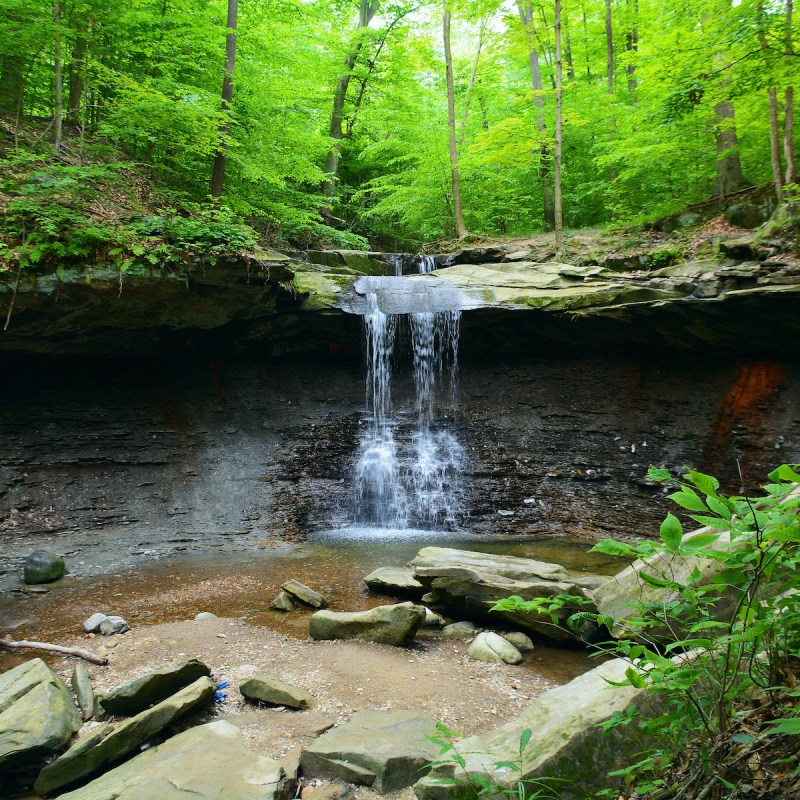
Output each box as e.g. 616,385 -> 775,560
668,487 -> 707,512
660,513 -> 683,551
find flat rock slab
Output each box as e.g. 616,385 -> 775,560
301,710 -> 440,793
0,658 -> 81,772
282,580 -> 329,608
240,674 -> 314,709
409,547 -> 571,583
309,603 -> 425,647
363,568 -> 423,596
54,720 -> 293,800
35,676 -> 215,795
414,658 -> 657,800
97,659 -> 211,716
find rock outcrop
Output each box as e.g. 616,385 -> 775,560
309,603 -> 426,647
52,720 -> 294,800
0,658 -> 81,773
414,658 -> 657,800
301,710 -> 440,793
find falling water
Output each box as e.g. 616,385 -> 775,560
417,255 -> 437,274
352,278 -> 465,531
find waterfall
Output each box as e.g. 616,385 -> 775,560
417,255 -> 436,274
352,284 -> 465,531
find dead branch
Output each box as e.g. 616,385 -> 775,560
0,637 -> 108,666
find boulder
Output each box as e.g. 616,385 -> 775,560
467,632 -> 523,665
409,548 -> 595,642
71,664 -> 95,721
97,659 -> 211,716
414,658 -> 657,800
194,612 -> 218,621
0,658 -> 81,772
440,621 -> 477,640
363,567 -> 423,597
281,580 -> 329,609
500,632 -> 535,653
51,720 -> 294,800
301,710 -> 440,793
83,613 -> 109,633
24,549 -> 65,584
269,591 -> 296,612
422,608 -> 445,628
240,674 -> 314,709
35,676 -> 215,795
309,603 -> 425,647
99,616 -> 129,636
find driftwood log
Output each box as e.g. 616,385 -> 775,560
0,637 -> 108,666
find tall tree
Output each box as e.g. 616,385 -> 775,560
53,0 -> 63,152
210,0 -> 238,199
443,1 -> 468,238
554,0 -> 564,250
323,0 -> 379,199
785,0 -> 797,188
605,0 -> 613,93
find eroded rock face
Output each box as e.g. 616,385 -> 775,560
0,658 -> 80,772
309,603 -> 426,647
301,710 -> 440,793
414,658 -> 658,800
52,720 -> 294,800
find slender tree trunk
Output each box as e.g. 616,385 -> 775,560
605,0 -> 614,93
768,88 -> 785,202
444,5 -> 467,238
554,0 -> 564,250
581,0 -> 591,78
323,0 -> 378,198
625,0 -> 638,100
518,2 -> 554,229
53,0 -> 63,152
565,18 -> 575,79
713,100 -> 748,197
68,24 -> 87,116
210,0 -> 238,199
457,16 -> 488,150
0,12 -> 25,119
785,0 -> 796,188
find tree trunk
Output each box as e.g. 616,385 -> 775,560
768,87 -> 785,202
68,25 -> 87,116
518,2 -> 554,229
210,0 -> 238,199
554,0 -> 564,250
605,0 -> 613,93
457,16 -> 488,150
53,0 -> 63,152
323,0 -> 378,199
713,100 -> 748,198
565,18 -> 575,79
625,0 -> 638,99
785,0 -> 796,188
444,5 -> 468,238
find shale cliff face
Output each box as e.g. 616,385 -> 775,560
1,239 -> 798,357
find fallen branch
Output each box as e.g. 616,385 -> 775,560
0,637 -> 108,666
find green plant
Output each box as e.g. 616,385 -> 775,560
493,464 -> 800,799
427,722 -> 564,800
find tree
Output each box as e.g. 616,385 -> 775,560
554,0 -> 563,249
211,0 -> 238,199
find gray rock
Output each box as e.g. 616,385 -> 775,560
97,659 -> 211,716
410,547 -> 571,583
414,658 -> 658,800
500,632 -> 535,653
24,549 -> 65,584
0,658 -> 81,772
35,676 -> 215,795
572,575 -> 609,592
194,612 -> 218,621
301,710 -> 440,793
281,580 -> 329,609
363,568 -> 423,596
83,613 -> 109,633
99,616 -> 129,636
51,720 -> 294,800
240,674 -> 314,709
269,591 -> 296,612
440,621 -> 477,640
302,783 -> 353,800
71,663 -> 95,721
467,632 -> 523,665
422,608 -> 445,628
309,603 -> 425,647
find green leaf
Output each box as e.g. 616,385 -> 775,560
767,465 -> 800,484
684,469 -> 720,497
590,540 -> 638,558
660,513 -> 683,550
668,489 -> 707,512
647,466 -> 673,483
687,515 -> 730,530
765,716 -> 800,735
706,496 -> 733,520
519,728 -> 532,752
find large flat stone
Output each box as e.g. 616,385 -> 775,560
0,658 -> 80,772
309,603 -> 425,647
414,658 -> 656,800
97,659 -> 211,716
409,547 -> 571,583
363,567 -> 423,597
34,676 -> 215,795
54,720 -> 294,800
301,710 -> 440,793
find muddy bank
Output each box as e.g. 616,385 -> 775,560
1,350 -> 798,593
